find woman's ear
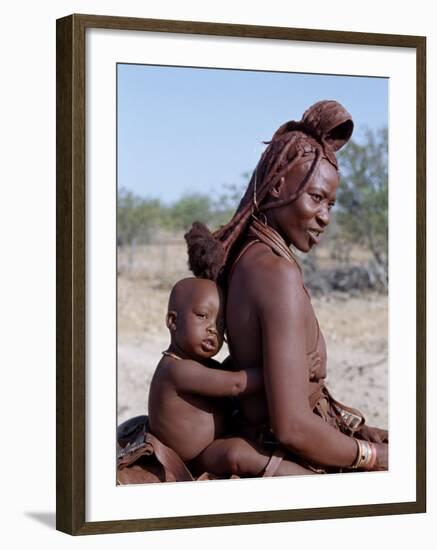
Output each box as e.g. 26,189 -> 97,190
268,176 -> 286,199
166,311 -> 177,331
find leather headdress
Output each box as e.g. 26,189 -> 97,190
270,100 -> 354,169
254,100 -> 354,213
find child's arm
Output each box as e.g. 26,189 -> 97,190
219,357 -> 263,393
167,359 -> 263,398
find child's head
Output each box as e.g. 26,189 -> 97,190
166,278 -> 224,361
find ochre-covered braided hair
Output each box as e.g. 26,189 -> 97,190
185,100 -> 353,281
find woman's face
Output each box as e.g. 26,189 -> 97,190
267,158 -> 339,252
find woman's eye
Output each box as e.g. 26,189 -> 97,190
328,202 -> 335,211
311,194 -> 322,202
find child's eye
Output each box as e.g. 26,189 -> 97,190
196,313 -> 207,319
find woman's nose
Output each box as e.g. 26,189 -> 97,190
316,205 -> 330,227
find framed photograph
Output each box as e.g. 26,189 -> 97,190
56,13 -> 426,535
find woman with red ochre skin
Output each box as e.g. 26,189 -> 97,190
185,100 -> 388,474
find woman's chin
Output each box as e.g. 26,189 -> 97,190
292,241 -> 312,253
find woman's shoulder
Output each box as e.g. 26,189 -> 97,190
232,242 -> 305,303
239,241 -> 302,281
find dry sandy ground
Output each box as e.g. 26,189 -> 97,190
117,243 -> 388,431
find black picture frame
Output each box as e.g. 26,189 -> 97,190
56,13 -> 426,535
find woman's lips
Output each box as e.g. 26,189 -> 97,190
307,228 -> 322,245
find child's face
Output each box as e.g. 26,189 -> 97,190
172,283 -> 224,361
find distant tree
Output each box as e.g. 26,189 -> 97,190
117,188 -> 163,272
169,193 -> 213,231
336,127 -> 388,285
210,173 -> 251,229
118,188 -> 162,245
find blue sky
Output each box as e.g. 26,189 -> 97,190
117,64 -> 388,204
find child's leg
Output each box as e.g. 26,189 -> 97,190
193,437 -> 315,477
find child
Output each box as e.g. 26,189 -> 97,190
148,277 -> 313,478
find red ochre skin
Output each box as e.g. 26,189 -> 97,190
226,159 -> 388,470
148,278 -> 315,477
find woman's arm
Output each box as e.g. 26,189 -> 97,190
257,257 -> 380,469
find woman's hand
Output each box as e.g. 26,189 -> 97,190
372,442 -> 389,470
308,351 -> 323,381
350,440 -> 388,471
356,425 -> 389,444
